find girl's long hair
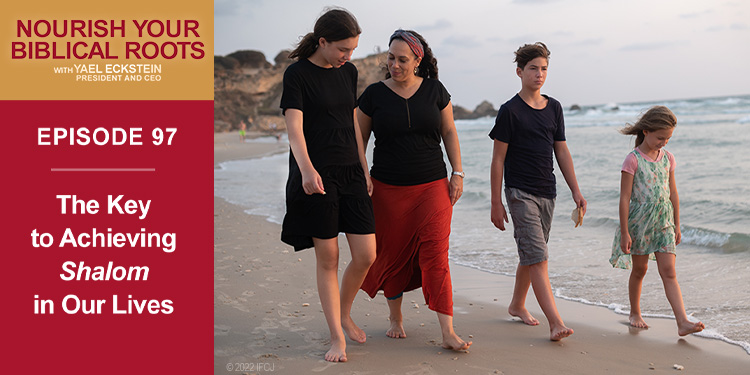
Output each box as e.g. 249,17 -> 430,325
289,8 -> 361,60
620,105 -> 677,147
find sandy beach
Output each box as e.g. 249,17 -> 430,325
214,132 -> 749,374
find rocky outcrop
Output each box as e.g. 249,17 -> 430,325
214,49 -> 290,131
354,54 -> 387,96
227,50 -> 273,70
214,50 -> 387,133
452,104 -> 473,119
453,100 -> 498,120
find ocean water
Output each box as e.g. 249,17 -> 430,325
214,94 -> 750,354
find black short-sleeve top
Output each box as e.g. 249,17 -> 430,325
358,78 -> 451,186
488,93 -> 566,199
280,59 -> 359,169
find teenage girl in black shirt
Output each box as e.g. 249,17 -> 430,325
279,8 -> 376,363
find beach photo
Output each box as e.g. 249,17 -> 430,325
214,1 -> 750,373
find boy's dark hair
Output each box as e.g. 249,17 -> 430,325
514,42 -> 550,69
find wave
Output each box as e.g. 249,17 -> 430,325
243,134 -> 288,143
450,259 -> 516,278
552,292 -> 750,355
707,97 -> 750,106
695,329 -> 750,355
586,95 -> 750,111
564,111 -> 750,127
455,189 -> 490,207
556,94 -> 750,128
541,213 -> 750,254
681,227 -> 750,253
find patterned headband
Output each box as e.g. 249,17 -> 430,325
389,29 -> 424,58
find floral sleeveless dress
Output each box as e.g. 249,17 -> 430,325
610,149 -> 676,269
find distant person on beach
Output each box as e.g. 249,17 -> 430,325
489,42 -> 586,341
357,29 -> 471,351
279,8 -> 376,362
270,122 -> 281,142
610,106 -> 705,336
238,120 -> 246,142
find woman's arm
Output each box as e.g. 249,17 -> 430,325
439,102 -> 463,206
352,108 -> 372,196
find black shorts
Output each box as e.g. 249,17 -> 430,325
281,163 -> 375,251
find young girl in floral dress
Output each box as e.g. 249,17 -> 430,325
611,105 -> 705,336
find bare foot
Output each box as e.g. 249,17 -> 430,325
508,307 -> 539,326
629,314 -> 649,329
342,316 -> 367,344
550,325 -> 574,341
441,333 -> 472,352
324,339 -> 348,362
386,319 -> 406,338
678,320 -> 705,336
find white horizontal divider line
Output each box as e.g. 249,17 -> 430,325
51,168 -> 156,172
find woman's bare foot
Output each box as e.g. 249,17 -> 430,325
508,307 -> 539,326
386,319 -> 406,338
324,338 -> 347,362
629,314 -> 649,329
441,333 -> 472,351
678,320 -> 705,336
342,316 -> 367,343
550,324 -> 574,341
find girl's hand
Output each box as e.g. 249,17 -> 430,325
491,202 -> 509,231
301,169 -> 325,195
621,233 -> 632,254
449,175 -> 463,206
675,227 -> 682,245
365,174 -> 373,197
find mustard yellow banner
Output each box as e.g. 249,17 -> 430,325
0,0 -> 213,100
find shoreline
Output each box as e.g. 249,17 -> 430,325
214,132 -> 749,374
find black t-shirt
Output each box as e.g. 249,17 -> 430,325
488,94 -> 566,199
280,59 -> 359,169
358,79 -> 451,185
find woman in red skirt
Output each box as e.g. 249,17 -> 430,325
357,29 -> 470,351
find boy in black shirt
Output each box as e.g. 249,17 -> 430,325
489,42 -> 586,341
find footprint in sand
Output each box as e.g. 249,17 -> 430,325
214,324 -> 231,336
312,361 -> 338,372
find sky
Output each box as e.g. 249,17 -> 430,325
215,0 -> 750,109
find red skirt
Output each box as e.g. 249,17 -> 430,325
360,177 -> 454,316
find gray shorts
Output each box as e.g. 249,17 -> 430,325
505,187 -> 555,266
